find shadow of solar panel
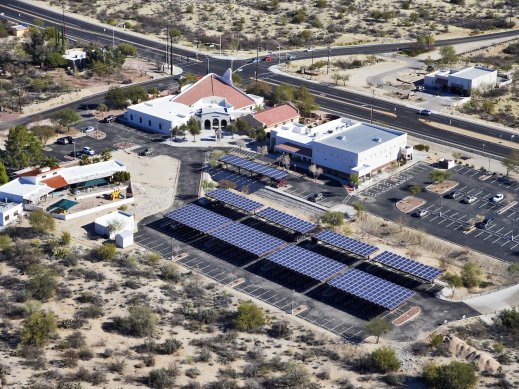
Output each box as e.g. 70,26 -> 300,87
219,154 -> 287,181
165,203 -> 232,233
315,230 -> 378,257
328,268 -> 415,310
373,251 -> 442,282
257,207 -> 316,234
210,222 -> 285,256
266,245 -> 346,281
207,188 -> 263,212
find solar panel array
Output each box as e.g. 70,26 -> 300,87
210,222 -> 285,256
219,154 -> 288,181
373,251 -> 442,282
207,188 -> 263,213
165,203 -> 231,233
257,207 -> 316,234
328,269 -> 415,310
315,230 -> 378,258
266,245 -> 347,281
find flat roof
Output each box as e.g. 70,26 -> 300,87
95,210 -> 133,227
127,96 -> 194,122
0,201 -> 21,212
0,178 -> 53,200
316,122 -> 404,153
452,66 -> 496,80
61,160 -> 126,185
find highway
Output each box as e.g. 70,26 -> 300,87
2,0 -> 519,158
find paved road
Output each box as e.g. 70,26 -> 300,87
2,0 -> 519,159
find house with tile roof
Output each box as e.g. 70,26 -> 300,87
124,70 -> 264,135
244,103 -> 300,132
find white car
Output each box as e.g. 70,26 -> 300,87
83,126 -> 95,133
463,196 -> 477,204
419,109 -> 432,116
82,147 -> 95,156
305,48 -> 314,52
491,194 -> 504,203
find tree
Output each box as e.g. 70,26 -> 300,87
29,210 -> 55,234
321,211 -> 344,227
27,264 -> 58,301
350,174 -> 359,187
371,347 -> 401,373
0,162 -> 8,185
4,125 -> 42,169
309,164 -> 322,179
20,310 -> 57,347
274,84 -> 295,104
234,301 -> 267,331
281,154 -> 291,170
429,169 -> 450,184
365,318 -> 391,343
118,42 -> 137,56
461,262 -> 482,288
246,81 -> 272,97
408,184 -> 421,196
111,171 -> 131,183
106,86 -> 130,108
31,125 -> 55,145
97,103 -> 108,112
187,119 -> 201,141
44,51 -> 67,68
423,361 -> 477,389
24,28 -> 47,66
101,148 -> 112,161
502,150 -> 519,176
444,272 -> 463,295
51,109 -> 80,132
439,45 -> 458,64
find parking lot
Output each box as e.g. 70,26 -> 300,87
362,162 -> 519,261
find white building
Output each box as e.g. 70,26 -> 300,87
0,160 -> 127,206
94,210 -> 135,239
424,66 -> 497,95
115,230 -> 133,248
0,201 -> 23,227
271,118 -> 409,178
124,70 -> 263,135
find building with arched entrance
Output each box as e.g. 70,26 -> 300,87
124,70 -> 263,136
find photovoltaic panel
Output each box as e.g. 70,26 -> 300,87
207,188 -> 263,213
266,245 -> 346,281
219,154 -> 288,181
257,207 -> 316,234
165,203 -> 231,233
210,222 -> 285,256
328,269 -> 415,310
373,251 -> 442,282
315,230 -> 378,258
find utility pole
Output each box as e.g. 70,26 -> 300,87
370,90 -> 374,124
255,43 -> 259,84
327,46 -> 330,74
61,2 -> 66,50
169,28 -> 173,75
166,24 -> 170,74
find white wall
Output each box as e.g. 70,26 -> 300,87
125,109 -> 175,135
0,203 -> 23,226
471,72 -> 497,92
312,134 -> 407,176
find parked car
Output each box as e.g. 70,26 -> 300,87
82,147 -> 95,156
463,196 -> 477,204
69,151 -> 82,158
413,209 -> 429,218
102,115 -> 117,123
83,126 -> 95,133
491,193 -> 504,203
139,148 -> 154,156
447,189 -> 463,200
56,136 -> 75,145
419,109 -> 432,116
478,217 -> 494,230
310,193 -> 324,202
262,56 -> 273,61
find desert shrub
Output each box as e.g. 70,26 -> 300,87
61,231 -> 72,246
185,367 -> 201,378
27,264 -> 58,301
146,252 -> 161,267
78,347 -> 94,360
321,210 -> 344,226
113,305 -> 157,337
265,361 -> 310,387
62,349 -> 79,368
20,311 -> 57,346
77,304 -> 104,319
76,291 -> 102,305
148,368 -> 174,389
160,264 -> 181,282
234,301 -> 266,332
29,210 -> 55,234
461,263 -> 482,288
109,358 -> 126,374
371,347 -> 401,373
218,179 -> 236,190
0,234 -> 12,250
97,243 -> 116,261
268,321 -> 293,339
423,361 -> 476,389
159,339 -> 182,355
414,144 -> 430,152
65,331 -> 86,349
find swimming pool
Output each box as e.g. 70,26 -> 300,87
47,199 -> 78,213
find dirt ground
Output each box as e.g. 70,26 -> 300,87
396,196 -> 425,213
426,180 -> 459,195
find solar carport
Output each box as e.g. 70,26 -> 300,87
219,154 -> 288,184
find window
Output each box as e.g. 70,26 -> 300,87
139,117 -> 142,123
159,123 -> 162,130
5,215 -> 9,221
41,175 -> 46,179
148,120 -> 151,126
131,114 -> 133,120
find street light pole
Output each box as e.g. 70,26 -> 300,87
61,2 -> 66,49
370,90 -> 374,124
112,23 -> 125,47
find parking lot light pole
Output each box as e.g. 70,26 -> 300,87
513,218 -> 515,241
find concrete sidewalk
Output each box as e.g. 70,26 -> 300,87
463,284 -> 519,315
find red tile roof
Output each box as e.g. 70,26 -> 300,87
252,103 -> 299,128
172,74 -> 255,109
41,176 -> 68,189
16,166 -> 61,177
